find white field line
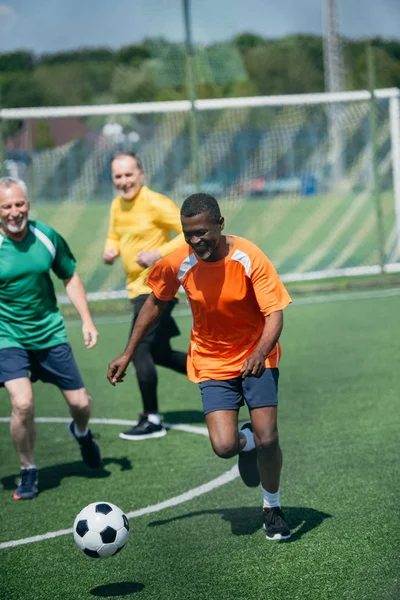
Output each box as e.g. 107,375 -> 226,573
0,418 -> 240,551
0,466 -> 238,551
0,417 -> 210,438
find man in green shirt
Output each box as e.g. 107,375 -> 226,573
0,176 -> 102,500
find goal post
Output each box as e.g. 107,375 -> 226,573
1,87 -> 400,300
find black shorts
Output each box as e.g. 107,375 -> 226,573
0,343 -> 85,391
130,295 -> 181,344
199,368 -> 279,415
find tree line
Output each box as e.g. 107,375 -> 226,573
1,34 -> 399,111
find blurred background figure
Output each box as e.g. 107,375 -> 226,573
103,152 -> 187,440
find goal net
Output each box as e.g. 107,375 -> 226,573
2,88 -> 400,300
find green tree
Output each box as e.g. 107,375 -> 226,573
0,51 -> 36,72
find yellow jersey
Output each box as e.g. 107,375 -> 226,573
104,185 -> 184,299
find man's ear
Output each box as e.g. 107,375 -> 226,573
219,216 -> 225,231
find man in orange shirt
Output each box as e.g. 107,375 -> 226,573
103,152 -> 187,440
107,193 -> 292,541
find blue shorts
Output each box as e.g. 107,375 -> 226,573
199,368 -> 279,415
0,343 -> 85,391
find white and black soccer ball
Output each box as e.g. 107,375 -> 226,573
73,501 -> 130,558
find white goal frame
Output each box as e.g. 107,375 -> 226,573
1,87 -> 400,294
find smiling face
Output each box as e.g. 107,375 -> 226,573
181,212 -> 225,262
0,182 -> 29,239
111,155 -> 144,200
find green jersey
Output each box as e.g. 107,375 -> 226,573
0,220 -> 76,350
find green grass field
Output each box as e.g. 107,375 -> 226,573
1,289 -> 399,600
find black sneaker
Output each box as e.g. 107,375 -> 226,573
119,415 -> 167,440
13,467 -> 39,500
69,421 -> 102,469
263,507 -> 291,541
238,422 -> 260,487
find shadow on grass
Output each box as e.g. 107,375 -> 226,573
0,457 -> 132,493
90,581 -> 144,597
148,505 -> 332,540
163,409 -> 205,424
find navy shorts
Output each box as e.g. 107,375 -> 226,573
199,368 -> 279,415
0,343 -> 85,391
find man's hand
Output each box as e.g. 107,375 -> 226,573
107,353 -> 130,386
136,249 -> 162,268
240,349 -> 266,378
103,248 -> 119,265
82,321 -> 99,349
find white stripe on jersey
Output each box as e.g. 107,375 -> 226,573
0,233 -> 4,249
230,249 -> 251,277
29,224 -> 56,260
178,252 -> 198,282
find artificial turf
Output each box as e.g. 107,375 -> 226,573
0,291 -> 399,600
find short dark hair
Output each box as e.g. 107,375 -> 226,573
181,193 -> 221,224
110,151 -> 143,171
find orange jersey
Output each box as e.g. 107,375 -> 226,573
147,236 -> 292,383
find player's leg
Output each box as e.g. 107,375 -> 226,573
243,369 -> 290,540
120,295 -> 167,440
5,377 -> 39,499
205,409 -> 241,457
0,347 -> 39,499
62,387 -> 101,469
250,405 -> 282,494
199,378 -> 248,458
119,339 -> 168,440
6,377 -> 35,467
152,299 -> 187,374
35,343 -> 102,469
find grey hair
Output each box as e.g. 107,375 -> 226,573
0,177 -> 28,199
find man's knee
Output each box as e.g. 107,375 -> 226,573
8,385 -> 34,418
256,430 -> 280,454
64,388 -> 91,411
11,397 -> 34,419
211,439 -> 238,459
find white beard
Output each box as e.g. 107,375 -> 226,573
2,215 -> 28,234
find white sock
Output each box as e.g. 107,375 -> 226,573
262,486 -> 281,508
147,413 -> 161,426
240,425 -> 255,452
73,422 -> 89,438
22,464 -> 36,471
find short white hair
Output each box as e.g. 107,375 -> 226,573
0,176 -> 28,199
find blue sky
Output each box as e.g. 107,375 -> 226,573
0,0 -> 399,54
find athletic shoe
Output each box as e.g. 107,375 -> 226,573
13,467 -> 39,500
69,421 -> 102,469
263,507 -> 291,541
119,415 -> 167,440
238,421 -> 260,487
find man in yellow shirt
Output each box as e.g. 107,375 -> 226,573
103,152 -> 187,440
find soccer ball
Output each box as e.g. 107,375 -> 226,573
73,501 -> 130,558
